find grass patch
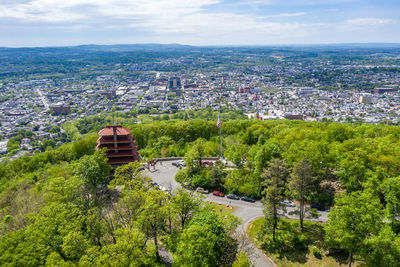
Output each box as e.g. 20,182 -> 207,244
209,202 -> 238,216
247,217 -> 363,267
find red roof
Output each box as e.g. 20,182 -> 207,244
98,126 -> 131,136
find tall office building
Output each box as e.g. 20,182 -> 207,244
168,76 -> 182,96
168,76 -> 182,89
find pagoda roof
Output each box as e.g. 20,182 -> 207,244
98,125 -> 131,136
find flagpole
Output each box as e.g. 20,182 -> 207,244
218,83 -> 223,159
219,112 -> 223,158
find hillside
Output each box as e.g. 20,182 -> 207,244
1,118 -> 400,266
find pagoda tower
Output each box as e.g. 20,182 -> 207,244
95,125 -> 139,165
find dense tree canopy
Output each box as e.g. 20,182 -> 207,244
3,117 -> 400,266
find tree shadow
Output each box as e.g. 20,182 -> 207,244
329,251 -> 350,266
273,219 -> 326,264
278,248 -> 309,264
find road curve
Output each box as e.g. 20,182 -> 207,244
146,161 -> 329,267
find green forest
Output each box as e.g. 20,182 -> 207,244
1,117 -> 400,266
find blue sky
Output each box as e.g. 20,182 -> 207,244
0,0 -> 399,47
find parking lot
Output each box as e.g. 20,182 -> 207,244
145,160 -> 330,267
145,161 -> 329,221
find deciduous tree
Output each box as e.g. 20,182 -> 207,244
136,190 -> 169,260
170,188 -> 203,230
325,191 -> 383,267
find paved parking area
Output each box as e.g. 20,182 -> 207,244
145,160 -> 329,267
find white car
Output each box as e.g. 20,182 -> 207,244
159,185 -> 168,192
280,200 -> 296,207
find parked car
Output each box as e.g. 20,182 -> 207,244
280,200 -> 296,207
226,194 -> 240,200
183,182 -> 196,190
241,196 -> 256,203
172,160 -> 185,167
311,202 -> 326,211
201,160 -> 213,166
196,187 -> 209,194
159,185 -> 168,192
212,191 -> 224,197
151,182 -> 159,188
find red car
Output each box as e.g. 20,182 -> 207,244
212,191 -> 224,197
201,160 -> 213,166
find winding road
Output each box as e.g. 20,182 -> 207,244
146,161 -> 330,267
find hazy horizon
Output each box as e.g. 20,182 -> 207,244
2,42 -> 400,49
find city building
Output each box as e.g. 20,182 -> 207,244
168,76 -> 182,96
359,94 -> 373,104
374,87 -> 394,94
168,76 -> 181,89
49,103 -> 71,115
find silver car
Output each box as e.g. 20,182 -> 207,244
280,200 -> 295,207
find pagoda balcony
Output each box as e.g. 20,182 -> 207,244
96,143 -> 137,151
108,157 -> 139,164
106,151 -> 138,157
97,135 -> 134,144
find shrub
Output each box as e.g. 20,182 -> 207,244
175,169 -> 189,184
312,246 -> 322,259
291,233 -> 307,250
190,171 -> 210,188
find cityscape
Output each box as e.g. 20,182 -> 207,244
1,45 -> 400,159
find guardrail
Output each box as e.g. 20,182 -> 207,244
149,157 -> 220,162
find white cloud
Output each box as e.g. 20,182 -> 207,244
0,0 -> 221,21
0,0 -> 320,45
263,12 -> 307,18
335,17 -> 398,32
0,0 -> 397,45
345,17 -> 397,26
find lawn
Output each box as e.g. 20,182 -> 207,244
209,202 -> 238,216
247,217 -> 363,267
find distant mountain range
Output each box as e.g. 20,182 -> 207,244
1,43 -> 400,51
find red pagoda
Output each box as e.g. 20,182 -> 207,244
95,125 -> 139,165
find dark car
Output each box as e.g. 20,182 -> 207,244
226,194 -> 240,200
172,160 -> 185,167
212,191 -> 224,197
151,182 -> 159,188
311,203 -> 326,211
241,196 -> 256,203
183,183 -> 196,190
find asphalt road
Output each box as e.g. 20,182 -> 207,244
146,161 -> 330,267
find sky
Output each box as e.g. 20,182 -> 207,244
0,0 -> 399,47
